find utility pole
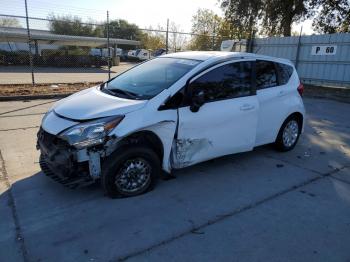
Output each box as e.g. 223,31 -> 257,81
165,19 -> 169,54
107,10 -> 111,80
24,0 -> 35,86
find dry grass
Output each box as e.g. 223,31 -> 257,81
0,82 -> 102,96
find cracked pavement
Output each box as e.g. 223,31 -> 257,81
0,97 -> 349,262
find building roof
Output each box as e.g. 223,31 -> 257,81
0,27 -> 140,47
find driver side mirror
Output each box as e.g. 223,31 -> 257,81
190,90 -> 205,113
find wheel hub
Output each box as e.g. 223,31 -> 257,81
115,158 -> 151,193
282,120 -> 299,148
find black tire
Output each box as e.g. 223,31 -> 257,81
101,146 -> 160,198
275,115 -> 301,152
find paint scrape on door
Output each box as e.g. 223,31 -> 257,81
172,138 -> 212,168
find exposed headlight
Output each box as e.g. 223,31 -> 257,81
59,115 -> 124,149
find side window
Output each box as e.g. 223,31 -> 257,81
275,63 -> 293,85
256,60 -> 277,89
191,61 -> 252,102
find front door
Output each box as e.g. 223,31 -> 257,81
174,60 -> 259,168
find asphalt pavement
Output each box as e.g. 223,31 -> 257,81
0,63 -> 134,85
0,97 -> 349,262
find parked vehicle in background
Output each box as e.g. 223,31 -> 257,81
127,50 -> 136,59
135,49 -> 152,61
37,51 -> 305,198
119,49 -> 129,61
153,48 -> 167,57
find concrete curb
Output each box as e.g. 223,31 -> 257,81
0,93 -> 72,101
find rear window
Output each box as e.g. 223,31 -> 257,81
275,63 -> 293,85
256,60 -> 278,89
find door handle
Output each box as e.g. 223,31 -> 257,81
240,104 -> 255,111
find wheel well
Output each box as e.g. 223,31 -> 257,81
117,131 -> 164,163
287,112 -> 303,131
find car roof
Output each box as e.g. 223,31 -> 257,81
162,51 -> 293,66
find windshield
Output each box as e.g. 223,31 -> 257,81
104,57 -> 201,99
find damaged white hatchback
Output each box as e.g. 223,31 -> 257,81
37,51 -> 305,198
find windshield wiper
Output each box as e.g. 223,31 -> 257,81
106,88 -> 140,99
100,82 -> 143,99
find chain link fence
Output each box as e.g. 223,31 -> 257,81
0,2 -> 225,86
0,12 -> 142,85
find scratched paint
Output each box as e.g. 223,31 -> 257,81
173,138 -> 213,168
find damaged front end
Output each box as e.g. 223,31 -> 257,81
37,114 -> 124,188
37,128 -> 93,188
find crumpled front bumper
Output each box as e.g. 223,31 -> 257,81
37,128 -> 95,188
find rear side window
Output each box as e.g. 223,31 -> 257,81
276,63 -> 293,85
191,61 -> 252,102
256,60 -> 277,89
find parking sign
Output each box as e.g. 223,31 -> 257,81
311,45 -> 337,55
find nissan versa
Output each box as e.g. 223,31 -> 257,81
37,51 -> 305,198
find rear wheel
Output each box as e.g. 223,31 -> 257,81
275,116 -> 301,151
101,146 -> 160,198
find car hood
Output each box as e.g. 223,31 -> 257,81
53,87 -> 147,121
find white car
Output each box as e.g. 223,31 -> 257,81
37,51 -> 305,198
135,49 -> 152,61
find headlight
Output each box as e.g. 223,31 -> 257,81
59,115 -> 124,149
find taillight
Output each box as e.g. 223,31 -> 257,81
297,83 -> 304,97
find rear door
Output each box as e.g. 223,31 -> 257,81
254,60 -> 291,146
174,60 -> 259,167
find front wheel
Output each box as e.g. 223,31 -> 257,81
101,146 -> 160,198
275,116 -> 301,152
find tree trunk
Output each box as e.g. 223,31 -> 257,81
282,16 -> 292,36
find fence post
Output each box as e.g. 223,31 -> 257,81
295,26 -> 303,70
107,10 -> 111,80
212,25 -> 216,51
165,19 -> 169,54
24,0 -> 35,86
247,29 -> 255,53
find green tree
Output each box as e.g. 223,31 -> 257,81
0,17 -> 22,28
48,14 -> 102,37
220,0 -> 309,37
107,19 -> 143,40
140,32 -> 165,50
310,0 -> 350,33
189,9 -> 222,50
261,0 -> 308,36
220,0 -> 261,39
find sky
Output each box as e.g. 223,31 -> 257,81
1,0 -> 314,35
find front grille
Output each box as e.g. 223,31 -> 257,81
40,155 -> 94,189
37,127 -> 93,188
37,127 -> 73,176
37,128 -> 60,148
37,127 -> 71,153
